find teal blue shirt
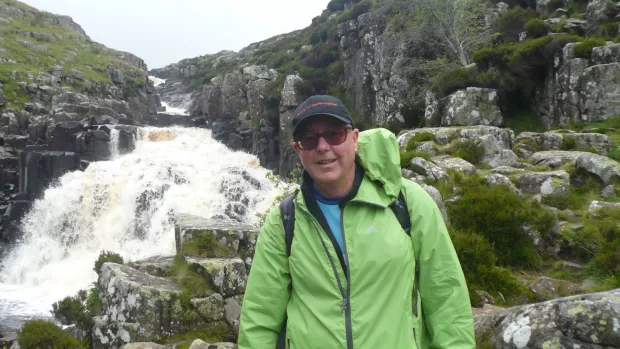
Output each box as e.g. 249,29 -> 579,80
314,186 -> 344,253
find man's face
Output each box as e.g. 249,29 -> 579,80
292,115 -> 359,188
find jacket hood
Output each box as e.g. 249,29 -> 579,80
356,128 -> 403,201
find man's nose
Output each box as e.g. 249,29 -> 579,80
316,136 -> 330,151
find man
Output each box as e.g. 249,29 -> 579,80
237,95 -> 475,349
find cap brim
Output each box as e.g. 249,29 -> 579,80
293,112 -> 353,135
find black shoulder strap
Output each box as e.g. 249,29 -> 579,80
279,194 -> 296,257
390,191 -> 411,236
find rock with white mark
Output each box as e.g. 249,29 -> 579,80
441,87 -> 504,127
432,156 -> 477,176
515,171 -> 570,198
576,153 -> 620,185
409,157 -> 449,183
184,257 -> 247,297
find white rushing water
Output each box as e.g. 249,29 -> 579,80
0,126 -> 283,328
149,76 -> 192,115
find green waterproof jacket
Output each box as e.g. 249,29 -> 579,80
238,128 -> 475,349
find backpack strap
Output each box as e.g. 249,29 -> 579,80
279,193 -> 296,257
390,191 -> 411,236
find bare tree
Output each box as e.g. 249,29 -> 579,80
414,0 -> 493,66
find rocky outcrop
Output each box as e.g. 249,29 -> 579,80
528,276 -> 584,302
530,150 -> 592,168
439,88 -> 503,127
514,131 -> 612,157
408,157 -> 450,183
18,150 -> 80,201
278,74 -> 304,176
397,126 -> 514,150
431,156 -> 477,176
575,153 -> 620,184
188,341 -> 237,349
514,170 -> 571,198
338,13 -> 410,126
537,42 -> 620,127
475,288 -> 620,349
480,134 -> 519,168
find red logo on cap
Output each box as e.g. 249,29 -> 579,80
296,102 -> 338,116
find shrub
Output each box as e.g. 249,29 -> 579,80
574,38 -> 607,59
602,21 -> 619,38
431,67 -> 473,98
499,6 -> 538,43
450,140 -> 485,165
561,135 -> 577,150
399,150 -> 431,168
525,19 -> 550,39
582,207 -> 620,278
447,182 -> 555,268
18,320 -> 87,349
93,250 -> 123,275
405,132 -> 436,151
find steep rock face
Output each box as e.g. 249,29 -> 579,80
429,87 -> 503,127
338,13 -> 410,127
537,43 -> 620,127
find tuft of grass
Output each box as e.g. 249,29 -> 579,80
505,110 -> 547,134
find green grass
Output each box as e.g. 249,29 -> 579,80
155,322 -> 231,349
505,110 -> 547,134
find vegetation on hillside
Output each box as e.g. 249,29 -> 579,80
0,0 -> 147,110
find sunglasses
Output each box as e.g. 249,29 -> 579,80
294,126 -> 353,150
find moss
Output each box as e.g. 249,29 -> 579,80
405,132 -> 437,151
446,139 -> 485,165
181,230 -> 236,258
18,320 -> 88,349
475,328 -> 495,349
155,322 -> 232,349
525,19 -> 550,39
574,38 -> 607,59
170,255 -> 216,304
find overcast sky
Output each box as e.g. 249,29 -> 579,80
21,0 -> 331,70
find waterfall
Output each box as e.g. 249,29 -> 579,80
109,128 -> 120,159
0,126 -> 284,327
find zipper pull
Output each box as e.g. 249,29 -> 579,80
341,297 -> 348,314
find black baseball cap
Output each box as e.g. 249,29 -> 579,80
292,95 -> 354,137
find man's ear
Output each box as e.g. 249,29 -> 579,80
292,141 -> 301,154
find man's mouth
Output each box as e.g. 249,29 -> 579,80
317,159 -> 336,165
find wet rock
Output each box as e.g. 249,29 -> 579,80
18,150 -> 80,201
475,288 -> 620,348
575,153 -> 620,184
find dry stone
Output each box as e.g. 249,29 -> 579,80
431,156 -> 476,176
184,257 -> 247,298
475,288 -> 620,348
528,277 -> 584,302
575,153 -> 620,184
515,171 -> 570,198
441,87 -> 503,127
409,157 -> 449,183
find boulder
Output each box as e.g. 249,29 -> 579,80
441,88 -> 503,127
600,184 -> 616,198
491,166 -> 526,175
588,200 -> 620,213
530,150 -> 592,168
409,157 -> 449,183
515,171 -> 570,198
414,142 -> 438,157
184,257 -> 247,298
486,174 -> 522,197
50,121 -> 83,152
175,215 -> 258,268
128,256 -> 175,277
431,156 -> 477,176
579,63 -> 620,123
92,318 -> 148,349
189,340 -> 237,349
479,134 -> 519,168
398,126 -> 514,150
242,65 -> 274,81
120,343 -> 172,349
475,289 -> 620,348
98,263 -> 185,340
528,277 -> 584,302
420,184 -> 449,226
575,153 -> 620,184
77,129 -> 111,162
191,293 -> 225,322
586,0 -> 615,22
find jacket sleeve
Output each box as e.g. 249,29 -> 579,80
404,181 -> 476,349
237,206 -> 292,349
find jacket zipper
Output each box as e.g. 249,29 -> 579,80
299,206 -> 353,349
413,263 -> 419,317
340,207 -> 353,349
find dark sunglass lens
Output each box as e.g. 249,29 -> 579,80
325,129 -> 346,145
300,136 -> 319,149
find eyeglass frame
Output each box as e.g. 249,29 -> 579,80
293,124 -> 354,151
